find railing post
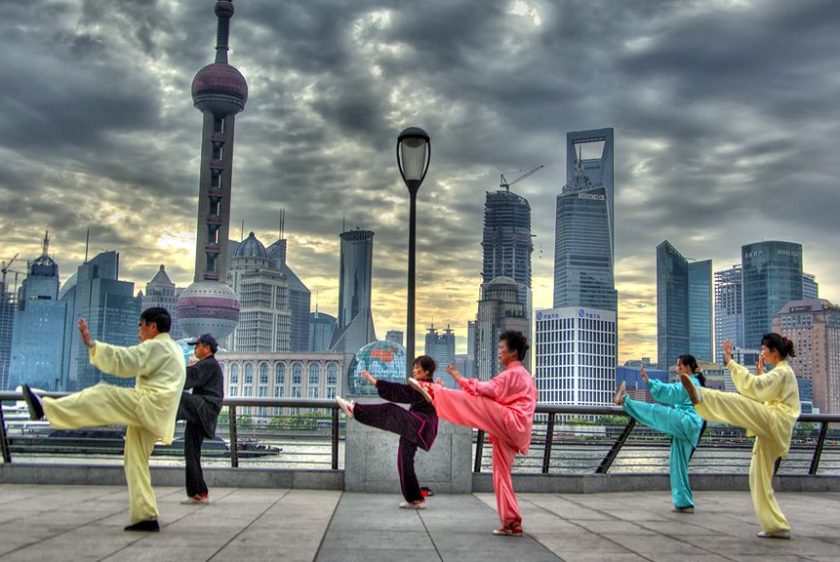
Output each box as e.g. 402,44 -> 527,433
473,429 -> 485,473
596,418 -> 635,474
331,406 -> 339,470
542,413 -> 555,474
809,421 -> 829,475
0,403 -> 12,463
229,405 -> 239,468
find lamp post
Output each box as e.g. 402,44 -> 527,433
396,127 -> 431,378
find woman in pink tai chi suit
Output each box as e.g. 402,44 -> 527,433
410,330 -> 537,537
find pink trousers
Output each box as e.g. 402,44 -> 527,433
432,385 -> 522,527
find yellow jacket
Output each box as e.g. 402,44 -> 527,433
728,359 -> 800,456
89,333 -> 186,444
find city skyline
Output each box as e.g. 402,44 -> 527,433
1,1 -> 839,361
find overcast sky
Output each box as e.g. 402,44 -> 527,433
1,0 -> 838,361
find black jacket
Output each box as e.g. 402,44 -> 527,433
376,379 -> 438,451
185,355 -> 224,438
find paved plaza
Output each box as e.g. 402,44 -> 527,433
0,484 -> 837,561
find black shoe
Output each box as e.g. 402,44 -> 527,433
21,384 -> 45,421
124,519 -> 160,532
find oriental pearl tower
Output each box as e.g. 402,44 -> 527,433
177,0 -> 248,340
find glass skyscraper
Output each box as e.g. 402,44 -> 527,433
481,189 -> 532,288
331,229 -> 376,354
714,265 -> 744,364
553,128 -> 617,312
657,241 -> 713,368
741,241 -> 802,348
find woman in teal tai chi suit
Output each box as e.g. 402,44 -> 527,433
613,354 -> 705,513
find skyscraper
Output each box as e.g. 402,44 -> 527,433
0,274 -> 14,390
773,299 -> 840,413
142,265 -> 182,340
803,272 -> 819,299
741,241 -> 802,348
8,233 -> 67,391
481,188 -> 532,289
177,0 -> 247,340
475,277 -> 529,380
385,330 -> 403,347
309,310 -> 337,352
688,259 -> 713,362
657,241 -> 713,368
714,265 -> 744,364
227,232 -> 291,353
424,324 -> 455,384
330,229 -> 376,353
553,128 -> 617,312
60,251 -> 141,390
266,236 -> 311,352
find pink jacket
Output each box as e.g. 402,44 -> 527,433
459,361 -> 537,453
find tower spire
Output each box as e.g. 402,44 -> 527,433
214,0 -> 234,64
41,230 -> 50,257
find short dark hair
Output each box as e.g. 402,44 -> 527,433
761,332 -> 796,359
140,307 -> 171,333
413,355 -> 436,378
499,330 -> 529,361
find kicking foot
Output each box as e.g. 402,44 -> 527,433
21,384 -> 45,421
335,396 -> 355,419
672,506 -> 694,513
612,381 -> 626,406
757,529 -> 790,539
124,519 -> 160,532
181,493 -> 209,505
399,499 -> 426,510
492,520 -> 523,537
408,378 -> 433,403
679,372 -> 701,405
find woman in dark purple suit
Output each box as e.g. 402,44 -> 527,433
336,356 -> 438,509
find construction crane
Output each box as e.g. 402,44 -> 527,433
500,164 -> 543,191
1,253 -> 19,288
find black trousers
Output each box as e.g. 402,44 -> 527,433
353,403 -> 423,503
177,393 -> 208,497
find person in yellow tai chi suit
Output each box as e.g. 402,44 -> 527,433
679,333 -> 799,539
21,307 -> 185,532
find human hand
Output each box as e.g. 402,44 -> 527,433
640,368 -> 648,383
756,356 -> 765,375
78,318 -> 94,349
361,370 -> 377,385
723,340 -> 733,364
445,364 -> 462,382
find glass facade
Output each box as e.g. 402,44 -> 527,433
656,241 -> 689,370
714,265 -> 744,364
688,260 -> 713,362
553,128 -> 617,312
481,189 -> 532,288
741,241 -> 802,348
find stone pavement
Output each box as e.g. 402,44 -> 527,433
0,484 -> 838,561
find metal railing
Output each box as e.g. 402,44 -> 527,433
4,392 -> 840,477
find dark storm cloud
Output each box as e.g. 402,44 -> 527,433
1,0 -> 839,359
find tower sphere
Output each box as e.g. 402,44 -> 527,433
191,63 -> 248,115
215,0 -> 234,18
176,280 -> 240,340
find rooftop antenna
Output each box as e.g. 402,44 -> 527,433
84,229 -> 90,263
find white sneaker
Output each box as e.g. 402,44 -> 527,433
757,529 -> 790,539
399,500 -> 426,510
335,396 -> 354,419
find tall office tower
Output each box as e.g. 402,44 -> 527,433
481,187 -> 532,293
60,251 -> 141,390
177,0 -> 247,340
553,128 -> 617,312
688,259 -> 713,362
535,306 -> 617,406
803,272 -> 819,299
142,265 -> 182,340
330,229 -> 376,353
267,236 -> 311,352
309,310 -> 337,352
475,277 -> 529,380
741,241 -> 802,348
657,241 -> 713,368
466,320 -> 476,378
424,324 -> 455,382
714,265 -> 744,364
227,232 -> 291,353
773,299 -> 840,414
385,330 -> 404,347
8,233 -> 67,391
0,274 -> 14,390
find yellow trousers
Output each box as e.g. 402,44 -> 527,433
42,383 -> 159,523
696,388 -> 790,533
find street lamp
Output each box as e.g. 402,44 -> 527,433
396,127 -> 431,377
